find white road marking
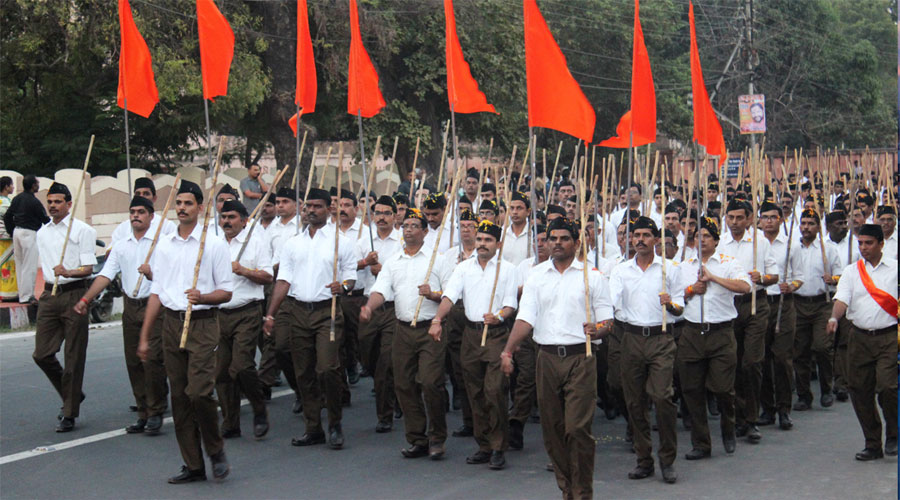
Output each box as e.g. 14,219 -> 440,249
0,321 -> 122,341
0,389 -> 294,465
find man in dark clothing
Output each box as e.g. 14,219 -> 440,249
4,175 -> 50,303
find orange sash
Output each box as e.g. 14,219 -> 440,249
856,259 -> 898,317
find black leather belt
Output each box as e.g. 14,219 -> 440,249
685,320 -> 733,333
852,325 -> 896,336
220,300 -> 261,314
348,289 -> 365,297
289,297 -> 332,311
55,280 -> 87,294
794,293 -> 827,304
735,289 -> 767,305
766,294 -> 793,303
539,343 -> 587,357
622,322 -> 666,337
376,301 -> 394,312
123,295 -> 149,307
464,319 -> 507,331
398,319 -> 431,328
163,307 -> 217,320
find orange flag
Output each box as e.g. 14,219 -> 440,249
290,0 -> 317,136
444,0 -> 496,114
117,0 -> 158,118
524,0 -> 595,143
599,0 -> 655,148
347,0 -> 385,118
197,0 -> 234,101
689,1 -> 726,159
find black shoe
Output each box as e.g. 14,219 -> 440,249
210,451 -> 230,480
253,413 -> 269,439
167,466 -> 206,484
835,390 -> 849,402
429,441 -> 446,460
820,393 -> 834,408
452,425 -> 474,438
778,412 -> 793,430
545,462 -> 554,472
758,411 -> 776,426
466,450 -> 491,464
292,397 -> 303,414
684,448 -> 710,460
291,432 -> 325,446
56,417 -> 75,433
347,363 -> 360,385
221,428 -> 241,439
735,424 -> 748,438
489,450 -> 506,470
604,406 -> 619,420
793,399 -> 811,411
885,438 -> 898,456
272,375 -> 283,387
855,448 -> 884,461
401,444 -> 429,458
328,425 -> 344,450
628,465 -> 654,480
58,393 -> 86,421
723,433 -> 736,454
146,414 -> 163,435
375,420 -> 392,433
129,405 -> 139,412
707,395 -> 720,417
262,386 -> 272,401
452,392 -> 462,411
661,464 -> 677,484
394,407 -> 403,420
746,425 -> 761,444
508,420 -> 524,450
126,418 -> 147,434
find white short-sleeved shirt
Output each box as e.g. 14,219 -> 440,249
100,227 -> 154,299
717,228 -> 778,293
833,257 -> 898,330
423,222 -> 452,256
794,237 -> 842,297
764,232 -> 805,296
370,245 -> 451,323
265,216 -> 299,265
356,228 -> 403,295
443,254 -> 518,322
502,223 -> 531,266
830,233 -> 860,269
276,224 -> 358,303
609,255 -> 685,327
222,227 -> 272,309
678,253 -> 750,323
111,212 -> 175,246
37,215 -> 98,285
150,223 -> 234,311
517,258 -> 613,346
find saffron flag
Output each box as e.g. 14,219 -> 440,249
197,0 -> 234,101
599,0 -> 655,148
347,0 -> 386,117
290,0 -> 317,136
524,0 -> 595,143
117,0 -> 158,118
444,0 -> 495,114
688,1 -> 726,159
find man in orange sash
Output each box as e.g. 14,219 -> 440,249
827,223 -> 898,461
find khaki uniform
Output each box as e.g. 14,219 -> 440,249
761,294 -> 795,414
358,301 -> 397,423
393,320 -> 448,446
216,302 -> 267,431
122,297 -> 167,419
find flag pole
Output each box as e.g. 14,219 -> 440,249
357,111 -> 375,252
450,104 -> 461,253
123,98 -> 133,199
624,131 -> 634,260
294,104 -> 303,236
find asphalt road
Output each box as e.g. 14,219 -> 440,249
1,325 -> 896,499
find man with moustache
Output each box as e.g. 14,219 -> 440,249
478,199 -> 499,225
75,196 -> 166,435
215,200 -> 273,440
502,192 -> 531,265
431,220 -> 518,470
422,193 -> 452,255
137,180 -> 234,483
33,182 -> 97,432
110,177 -> 176,245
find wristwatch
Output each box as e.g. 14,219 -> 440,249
342,283 -> 352,295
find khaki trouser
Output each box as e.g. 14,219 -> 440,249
257,282 -> 280,387
536,347 -> 596,500
445,301 -> 472,428
271,304 -> 299,396
733,294 -> 768,427
509,334 -> 537,426
339,294 -> 364,401
605,322 -> 629,424
358,302 -> 396,423
33,282 -> 90,418
793,296 -> 833,402
847,327 -> 898,451
122,297 -> 167,419
761,294 -> 795,415
621,329 -> 678,468
160,308 -> 223,471
393,320 -> 447,446
678,323 -> 737,452
216,302 -> 266,432
282,297 -> 344,434
461,323 -> 509,452
832,316 -> 852,394
12,228 -> 38,301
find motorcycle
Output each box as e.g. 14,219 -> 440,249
89,240 -> 122,323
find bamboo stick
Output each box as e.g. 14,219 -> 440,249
329,142 -> 345,342
51,135 -> 95,296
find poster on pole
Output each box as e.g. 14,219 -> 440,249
738,94 -> 766,134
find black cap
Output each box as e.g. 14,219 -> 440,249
403,207 -> 427,226
510,190 -> 530,209
620,209 -> 641,227
305,188 -> 331,204
423,192 -> 447,209
217,184 -> 238,199
858,223 -> 884,242
375,195 -> 397,212
479,199 -> 499,215
664,202 -> 680,215
700,216 -> 720,240
220,199 -> 249,218
459,209 -> 478,222
632,216 -> 660,237
275,187 -> 297,201
825,211 -> 846,224
338,189 -> 357,205
466,168 -> 479,181
134,177 -> 156,196
47,182 -> 72,201
178,180 -> 204,203
129,195 -> 154,213
476,220 -> 502,240
726,199 -> 751,214
876,205 -> 896,217
480,183 -> 496,194
800,208 -> 820,221
546,204 -> 566,217
547,217 -> 578,240
392,193 -> 409,205
759,200 -> 781,216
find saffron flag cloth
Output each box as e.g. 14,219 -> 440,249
117,0 -> 159,118
197,0 -> 234,101
523,0 -> 595,143
688,1 -> 726,159
347,0 -> 386,117
444,0 -> 496,114
598,0 -> 655,148
289,0 -> 318,136
856,259 -> 899,317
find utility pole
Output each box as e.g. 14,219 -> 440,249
744,0 -> 756,150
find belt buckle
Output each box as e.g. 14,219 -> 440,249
303,302 -> 314,311
557,345 -> 567,357
641,326 -> 651,337
178,310 -> 187,321
701,322 -> 711,333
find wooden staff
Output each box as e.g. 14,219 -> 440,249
569,140 -> 582,181
476,137 -> 493,199
601,157 -> 609,258
412,163 -> 464,327
303,147 -> 318,201
660,161 -> 668,331
680,167 -> 696,261
236,163 -> 291,261
577,175 -> 593,357
318,146 -> 333,188
437,120 -> 450,191
385,136 -> 399,194
506,145 -> 518,195
329,142 -> 344,342
546,141 -> 563,202
51,135 -> 95,296
179,140 -> 225,349
481,172 -> 514,347
132,173 -> 181,297
816,160 -> 831,302
359,135 -> 382,241
291,130 -> 309,189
